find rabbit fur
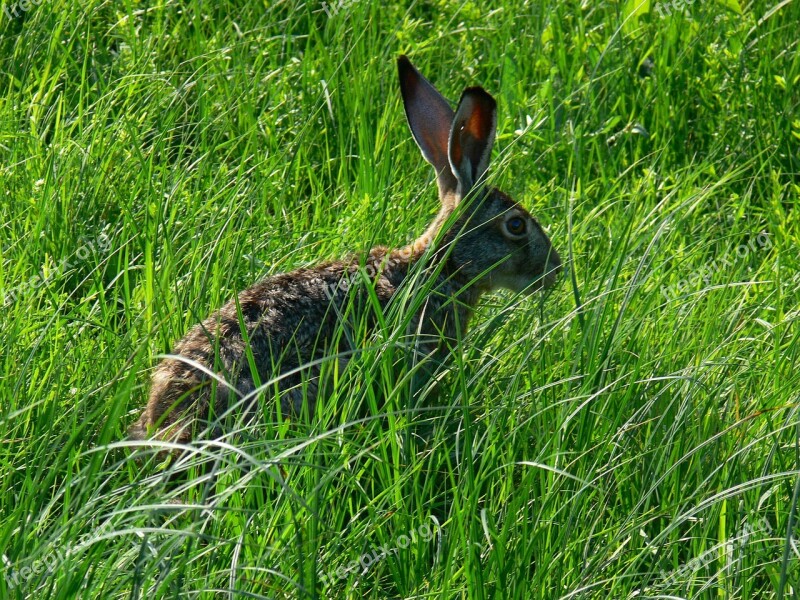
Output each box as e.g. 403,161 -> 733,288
128,55 -> 561,444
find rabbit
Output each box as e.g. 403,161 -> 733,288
128,55 -> 562,445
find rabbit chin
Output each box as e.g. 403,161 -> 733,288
492,269 -> 557,295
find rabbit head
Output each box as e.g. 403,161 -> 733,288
398,56 -> 561,295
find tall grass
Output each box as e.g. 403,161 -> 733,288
1,0 -> 798,598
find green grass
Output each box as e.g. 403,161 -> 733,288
1,0 -> 799,598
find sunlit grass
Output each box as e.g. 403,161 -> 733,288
1,0 -> 798,598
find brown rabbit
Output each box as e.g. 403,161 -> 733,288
128,55 -> 561,445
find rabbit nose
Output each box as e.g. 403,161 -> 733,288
541,246 -> 562,289
548,247 -> 562,275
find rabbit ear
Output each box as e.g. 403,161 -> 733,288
397,55 -> 459,200
448,87 -> 497,196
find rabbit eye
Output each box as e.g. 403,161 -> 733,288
505,216 -> 527,236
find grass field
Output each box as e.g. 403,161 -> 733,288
1,0 -> 799,598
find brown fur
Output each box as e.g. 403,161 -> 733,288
128,57 -> 561,445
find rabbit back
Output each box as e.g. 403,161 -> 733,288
128,247 -> 432,443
